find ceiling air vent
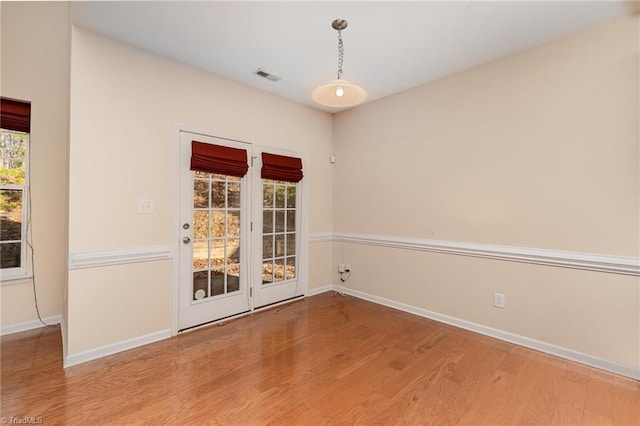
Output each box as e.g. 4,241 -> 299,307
255,69 -> 281,82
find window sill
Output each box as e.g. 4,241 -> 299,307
0,274 -> 32,286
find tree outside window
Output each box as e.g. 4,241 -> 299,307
0,129 -> 27,270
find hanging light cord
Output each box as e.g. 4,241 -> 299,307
336,29 -> 344,80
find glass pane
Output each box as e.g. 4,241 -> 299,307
0,216 -> 21,241
227,175 -> 240,182
193,271 -> 208,301
0,130 -> 26,185
286,233 -> 295,256
194,171 -> 209,179
211,211 -> 225,238
211,269 -> 224,296
275,234 -> 285,257
210,239 -> 225,267
0,242 -> 21,269
212,174 -> 227,181
0,160 -> 25,185
226,265 -> 240,293
0,189 -> 23,214
227,210 -> 240,237
286,185 -> 296,208
275,211 -> 285,233
262,261 -> 273,284
286,210 -> 296,232
227,238 -> 240,264
263,235 -> 273,259
193,180 -> 209,208
227,182 -> 240,208
193,211 -> 209,239
275,185 -> 285,208
286,257 -> 296,280
263,210 -> 273,233
193,240 -> 208,270
263,182 -> 273,208
211,181 -> 225,208
274,258 -> 285,282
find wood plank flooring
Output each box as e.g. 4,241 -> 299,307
1,292 -> 639,425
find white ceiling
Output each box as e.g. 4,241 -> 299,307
71,1 -> 639,112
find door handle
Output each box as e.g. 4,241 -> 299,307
183,237 -> 191,244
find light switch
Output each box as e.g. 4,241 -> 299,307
137,198 -> 154,214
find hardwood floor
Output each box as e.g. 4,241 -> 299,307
1,292 -> 639,425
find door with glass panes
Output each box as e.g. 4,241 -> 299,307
178,132 -> 305,330
252,148 -> 304,308
178,131 -> 251,330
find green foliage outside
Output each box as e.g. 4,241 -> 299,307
0,130 -> 26,268
0,130 -> 26,185
1,130 -> 26,215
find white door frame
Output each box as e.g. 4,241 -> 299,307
171,125 -> 309,336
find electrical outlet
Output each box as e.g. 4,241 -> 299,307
494,293 -> 506,309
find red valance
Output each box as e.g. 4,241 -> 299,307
261,152 -> 303,183
190,141 -> 249,177
1,97 -> 31,133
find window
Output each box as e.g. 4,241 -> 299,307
259,152 -> 302,286
189,141 -> 248,301
262,179 -> 297,283
192,172 -> 242,300
0,97 -> 30,280
0,129 -> 28,274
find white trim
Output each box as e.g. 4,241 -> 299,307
306,284 -> 333,297
69,245 -> 172,269
0,314 -> 61,336
309,232 -> 333,243
329,285 -> 639,380
0,275 -> 32,286
60,315 -> 68,362
333,232 -> 639,276
64,329 -> 171,368
172,124 -> 181,336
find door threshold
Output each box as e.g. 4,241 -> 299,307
253,294 -> 304,313
178,310 -> 251,334
178,295 -> 305,334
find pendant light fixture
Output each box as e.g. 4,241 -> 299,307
312,19 -> 367,108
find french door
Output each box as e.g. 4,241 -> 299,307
251,147 -> 304,308
178,131 -> 305,330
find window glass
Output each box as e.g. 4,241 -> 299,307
0,129 -> 27,272
261,179 -> 296,284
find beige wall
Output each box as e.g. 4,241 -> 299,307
68,28 -> 333,356
0,2 -> 70,327
3,2 -> 637,373
333,15 -> 639,368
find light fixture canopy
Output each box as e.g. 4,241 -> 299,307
312,19 -> 367,108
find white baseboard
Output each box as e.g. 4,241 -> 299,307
306,284 -> 333,297
331,284 -> 640,380
0,315 -> 62,336
64,329 -> 171,368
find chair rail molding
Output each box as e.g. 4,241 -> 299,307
69,245 -> 172,269
331,232 -> 639,276
309,232 -> 334,243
